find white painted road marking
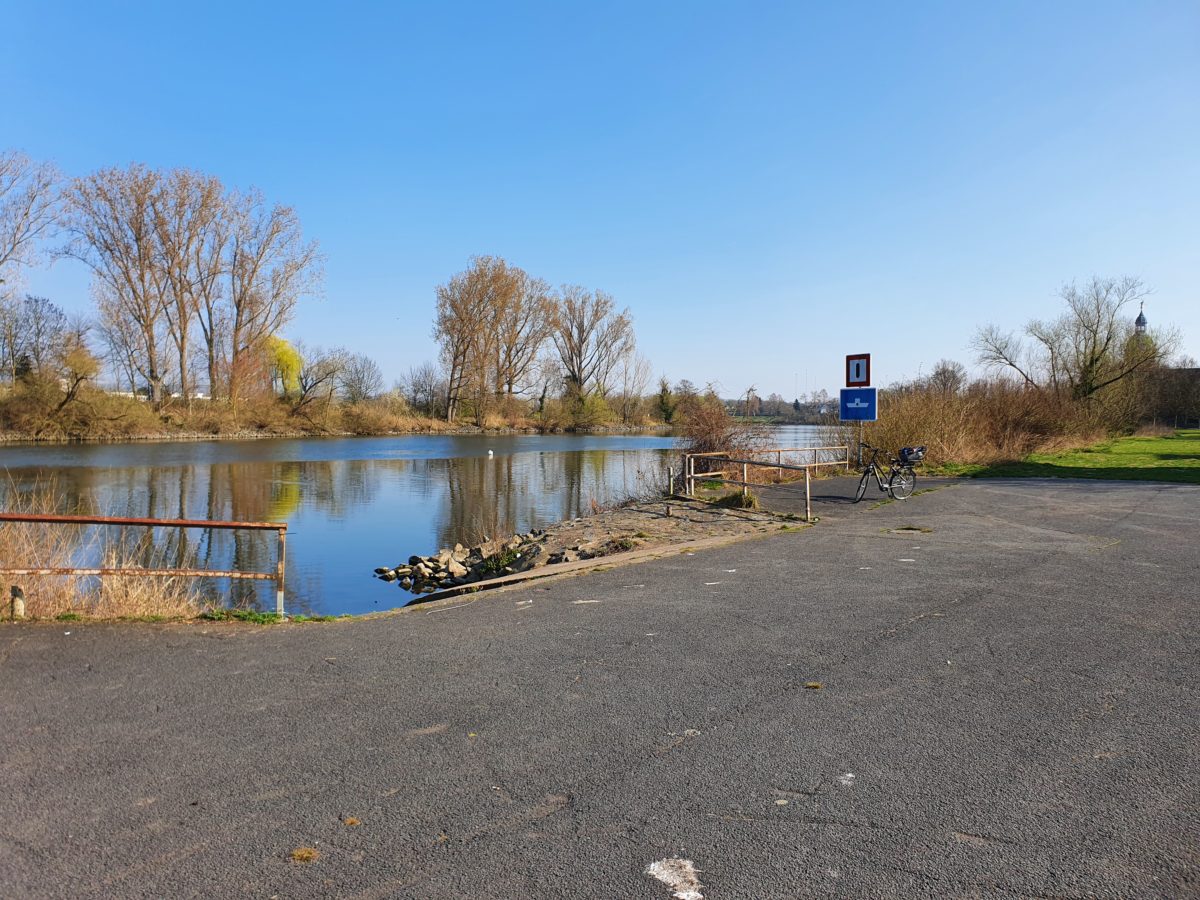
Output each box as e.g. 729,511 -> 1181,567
645,857 -> 704,900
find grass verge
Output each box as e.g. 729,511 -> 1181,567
937,430 -> 1200,484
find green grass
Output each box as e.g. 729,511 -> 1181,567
198,608 -> 284,625
949,430 -> 1200,484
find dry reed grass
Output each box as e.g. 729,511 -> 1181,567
1,479 -> 212,620
856,382 -> 1106,467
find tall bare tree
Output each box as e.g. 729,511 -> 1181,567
974,277 -> 1176,400
60,165 -> 171,404
225,188 -> 322,403
551,286 -> 633,400
434,256 -> 510,423
615,351 -> 652,423
495,270 -> 555,397
17,295 -> 67,375
152,168 -> 225,403
0,150 -> 59,289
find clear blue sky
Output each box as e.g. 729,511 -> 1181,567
6,1 -> 1198,397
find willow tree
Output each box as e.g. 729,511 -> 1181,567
226,189 -> 322,403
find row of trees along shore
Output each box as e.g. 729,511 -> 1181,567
1,148 -> 1194,453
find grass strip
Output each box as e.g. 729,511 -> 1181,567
935,430 -> 1200,484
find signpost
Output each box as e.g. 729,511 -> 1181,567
841,353 -> 875,464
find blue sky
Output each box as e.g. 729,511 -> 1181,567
6,1 -> 1198,397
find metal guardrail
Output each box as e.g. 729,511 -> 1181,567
683,445 -> 851,522
0,513 -> 289,615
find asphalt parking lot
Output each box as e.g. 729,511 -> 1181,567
2,477 -> 1196,899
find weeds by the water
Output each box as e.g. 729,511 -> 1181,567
711,491 -> 760,510
0,479 -> 212,620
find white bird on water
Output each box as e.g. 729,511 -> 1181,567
488,449 -> 494,457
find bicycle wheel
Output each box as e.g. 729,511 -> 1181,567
889,466 -> 916,500
854,469 -> 871,502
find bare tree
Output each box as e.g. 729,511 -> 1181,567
975,277 -> 1176,400
292,344 -> 347,423
338,352 -> 384,403
927,359 -> 968,394
226,188 -> 322,403
17,295 -> 67,375
400,361 -> 446,417
152,168 -> 225,403
59,165 -> 171,404
615,351 -> 652,423
0,150 -> 59,288
551,286 -> 633,400
495,270 -> 554,397
434,256 -> 508,422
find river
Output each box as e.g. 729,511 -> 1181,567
0,425 -> 829,616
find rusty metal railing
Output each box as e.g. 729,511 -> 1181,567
0,513 -> 288,616
683,446 -> 851,522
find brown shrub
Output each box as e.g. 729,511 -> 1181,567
1,479 -> 210,620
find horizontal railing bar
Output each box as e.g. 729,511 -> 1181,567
692,456 -> 847,471
0,513 -> 286,531
687,446 -> 849,458
0,567 -> 277,580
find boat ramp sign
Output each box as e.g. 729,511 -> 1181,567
839,387 -> 877,421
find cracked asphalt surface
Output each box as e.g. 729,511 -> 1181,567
1,477 -> 1197,899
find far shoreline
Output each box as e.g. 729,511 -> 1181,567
0,423 -> 680,448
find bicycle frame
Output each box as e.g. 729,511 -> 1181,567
855,443 -> 915,502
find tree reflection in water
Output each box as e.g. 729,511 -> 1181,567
0,441 -> 672,615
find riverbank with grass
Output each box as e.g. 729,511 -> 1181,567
931,429 -> 1200,484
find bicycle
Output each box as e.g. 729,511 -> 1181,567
853,443 -> 925,502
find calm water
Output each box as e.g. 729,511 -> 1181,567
0,426 -> 826,616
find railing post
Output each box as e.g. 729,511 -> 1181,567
686,455 -> 694,496
776,450 -> 782,483
667,466 -> 675,496
742,462 -> 748,497
805,467 -> 812,522
276,527 -> 287,617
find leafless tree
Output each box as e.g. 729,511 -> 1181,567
974,277 -> 1176,400
495,270 -> 554,397
434,256 -> 509,422
226,188 -> 322,402
59,165 -> 171,404
338,352 -> 384,403
615,351 -> 652,423
927,359 -> 968,394
152,168 -> 225,403
400,361 -> 446,417
292,344 -> 347,416
551,286 -> 633,400
17,295 -> 67,375
0,150 -> 59,288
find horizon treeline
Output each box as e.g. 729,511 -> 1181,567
2,147 -> 1196,448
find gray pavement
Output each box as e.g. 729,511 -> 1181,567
1,477 -> 1197,899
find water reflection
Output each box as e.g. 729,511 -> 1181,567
0,435 -> 682,616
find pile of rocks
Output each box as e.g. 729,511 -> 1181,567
374,531 -> 549,595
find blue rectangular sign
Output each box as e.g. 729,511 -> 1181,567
840,387 -> 877,422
